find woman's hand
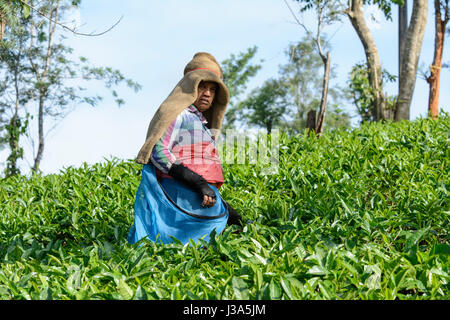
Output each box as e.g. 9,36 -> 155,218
202,194 -> 216,207
168,162 -> 217,207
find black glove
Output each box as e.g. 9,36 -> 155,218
223,200 -> 243,226
168,162 -> 216,200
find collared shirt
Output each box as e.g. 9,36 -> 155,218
150,105 -> 224,186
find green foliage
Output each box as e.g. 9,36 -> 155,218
221,46 -> 262,130
0,0 -> 14,20
296,0 -> 343,24
222,46 -> 262,105
348,63 -> 374,122
322,104 -> 352,132
281,37 -> 324,116
0,19 -> 33,175
239,78 -> 288,134
368,0 -> 405,20
0,0 -> 141,173
0,0 -> 33,40
0,116 -> 449,300
348,62 -> 397,123
279,36 -> 351,133
295,0 -> 405,21
4,113 -> 29,177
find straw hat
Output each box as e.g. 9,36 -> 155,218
136,52 -> 230,164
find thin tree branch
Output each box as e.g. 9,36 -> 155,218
18,0 -> 123,37
28,1 -> 38,79
283,0 -> 315,39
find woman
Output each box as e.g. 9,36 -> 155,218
127,52 -> 242,245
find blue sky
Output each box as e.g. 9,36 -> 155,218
1,0 -> 448,175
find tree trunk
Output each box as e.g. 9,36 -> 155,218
7,115 -> 20,176
399,1 -> 409,81
306,109 -> 317,132
0,10 -> 5,41
30,0 -> 60,173
396,0 -> 428,121
32,93 -> 45,173
8,54 -> 22,176
316,52 -> 330,137
346,0 -> 386,122
426,0 -> 449,120
267,121 -> 272,135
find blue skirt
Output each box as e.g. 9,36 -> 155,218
127,163 -> 229,245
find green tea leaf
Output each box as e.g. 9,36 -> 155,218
269,279 -> 281,299
308,265 -> 329,276
280,277 -> 294,299
404,227 -> 430,251
135,285 -> 148,300
232,277 -> 249,299
39,287 -> 52,300
117,279 -> 133,300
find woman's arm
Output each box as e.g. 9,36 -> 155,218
150,114 -> 183,173
150,112 -> 216,207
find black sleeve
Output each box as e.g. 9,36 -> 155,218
168,162 -> 216,199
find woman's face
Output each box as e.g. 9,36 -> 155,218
193,81 -> 218,112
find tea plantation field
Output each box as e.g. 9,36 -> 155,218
0,117 -> 448,300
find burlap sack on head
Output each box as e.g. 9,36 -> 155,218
136,52 -> 230,165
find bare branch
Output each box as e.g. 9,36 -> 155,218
18,0 -> 123,37
283,0 -> 315,39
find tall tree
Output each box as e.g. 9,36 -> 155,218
0,0 -> 27,41
278,36 -> 351,133
348,61 -> 397,123
295,0 -> 428,122
280,37 -> 323,131
293,0 -> 389,121
1,0 -> 141,175
221,46 -> 262,130
285,0 -> 342,136
0,17 -> 33,176
425,0 -> 449,119
1,0 -> 116,42
399,0 -> 408,82
345,0 -> 389,121
395,0 -> 428,121
239,78 -> 288,134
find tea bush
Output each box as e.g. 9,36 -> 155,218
0,116 -> 448,300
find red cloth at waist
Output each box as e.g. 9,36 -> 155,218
156,142 -> 224,188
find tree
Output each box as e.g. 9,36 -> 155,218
221,46 -> 262,130
1,0 -> 118,42
395,0 -> 428,121
425,0 -> 449,120
285,0 -> 342,136
0,16 -> 33,176
398,0 -> 408,82
280,37 -> 323,131
345,0 -> 390,121
348,62 -> 397,123
295,0 -> 428,122
0,0 -> 141,175
278,36 -> 351,133
0,0 -> 28,41
322,103 -> 352,132
292,0 -> 388,122
239,78 -> 288,134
